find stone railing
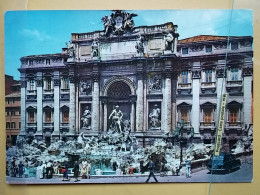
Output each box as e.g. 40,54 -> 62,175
201,81 -> 216,88
226,80 -> 243,86
200,121 -> 215,127
178,83 -> 192,88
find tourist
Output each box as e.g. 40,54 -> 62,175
46,161 -> 53,179
145,158 -> 158,183
73,161 -> 80,182
81,158 -> 87,179
86,160 -> 92,179
11,158 -> 17,177
24,159 -> 29,178
54,161 -> 61,174
128,164 -> 134,175
18,161 -> 24,178
62,160 -> 70,181
41,162 -> 47,179
185,156 -> 192,178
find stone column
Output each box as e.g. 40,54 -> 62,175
103,101 -> 108,131
162,71 -> 172,132
243,65 -> 253,125
52,78 -> 60,137
171,73 -> 177,131
191,65 -> 201,134
35,74 -> 43,138
91,73 -> 100,131
19,79 -> 26,136
99,101 -> 103,130
130,97 -> 136,132
216,65 -> 226,124
68,75 -> 76,134
75,83 -> 79,132
136,72 -> 144,131
143,76 -> 147,131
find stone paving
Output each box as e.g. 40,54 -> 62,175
6,164 -> 252,184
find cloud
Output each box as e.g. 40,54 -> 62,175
20,29 -> 52,42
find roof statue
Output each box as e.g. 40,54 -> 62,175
101,10 -> 137,36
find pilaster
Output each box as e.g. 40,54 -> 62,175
162,64 -> 172,132
35,73 -> 43,138
91,72 -> 100,131
52,76 -> 60,137
20,79 -> 26,136
191,64 -> 201,134
68,74 -> 76,134
136,71 -> 144,131
243,65 -> 253,125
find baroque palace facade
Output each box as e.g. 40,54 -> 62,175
18,11 -> 253,151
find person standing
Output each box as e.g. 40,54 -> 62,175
24,159 -> 29,178
62,160 -> 70,181
81,159 -> 87,179
11,158 -> 17,177
185,156 -> 192,178
145,158 -> 158,183
46,161 -> 53,179
18,161 -> 24,178
86,160 -> 92,179
73,161 -> 80,182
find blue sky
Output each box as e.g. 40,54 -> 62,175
5,10 -> 253,80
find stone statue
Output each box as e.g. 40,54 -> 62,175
65,41 -> 75,61
123,12 -> 137,31
91,41 -> 99,57
101,15 -> 114,36
149,75 -> 161,92
81,106 -> 92,128
135,35 -> 144,56
164,32 -> 174,51
149,104 -> 161,129
109,105 -> 123,132
81,80 -> 92,95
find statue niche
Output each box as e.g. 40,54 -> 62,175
149,103 -> 161,130
81,105 -> 92,129
106,81 -> 132,132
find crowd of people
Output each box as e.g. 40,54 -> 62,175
8,158 -> 92,182
8,157 -> 193,182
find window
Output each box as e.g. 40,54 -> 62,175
29,112 -> 35,123
205,70 -> 212,83
11,111 -> 15,116
11,122 -> 16,129
231,42 -> 238,50
29,60 -> 33,66
231,68 -> 239,81
62,111 -> 69,123
229,109 -> 238,126
46,59 -> 50,65
180,110 -> 188,123
45,78 -> 52,90
206,45 -> 212,52
182,48 -> 188,54
204,109 -> 212,125
29,79 -> 35,90
181,71 -> 188,84
7,99 -> 10,104
12,99 -> 15,104
62,78 -> 69,89
6,111 -> 9,116
45,111 -> 52,123
19,122 -> 21,128
6,122 -> 10,129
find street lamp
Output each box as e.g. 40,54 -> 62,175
174,119 -> 194,163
